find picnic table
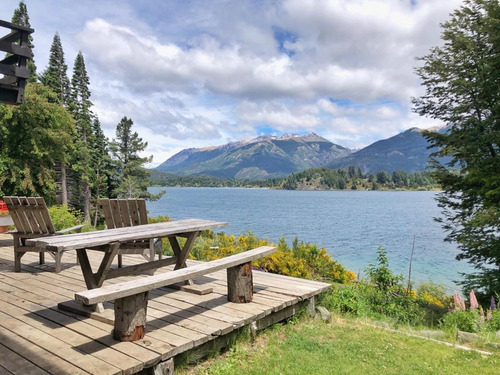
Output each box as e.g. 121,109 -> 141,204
26,219 -> 227,306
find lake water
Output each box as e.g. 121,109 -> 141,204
148,187 -> 472,291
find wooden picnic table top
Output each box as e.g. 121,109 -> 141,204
26,219 -> 227,252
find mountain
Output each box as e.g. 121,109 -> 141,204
327,127 -> 444,174
155,133 -> 351,180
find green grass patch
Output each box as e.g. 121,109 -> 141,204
179,316 -> 499,375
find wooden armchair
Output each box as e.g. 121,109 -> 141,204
99,198 -> 162,268
3,196 -> 84,273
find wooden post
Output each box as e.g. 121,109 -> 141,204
113,292 -> 149,341
227,262 -> 253,303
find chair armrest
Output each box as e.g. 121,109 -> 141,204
56,224 -> 85,234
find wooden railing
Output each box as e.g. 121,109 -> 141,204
0,19 -> 34,104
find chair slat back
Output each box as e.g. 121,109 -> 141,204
3,196 -> 55,234
100,198 -> 148,229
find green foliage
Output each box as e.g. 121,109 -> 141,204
279,167 -> 436,191
69,51 -> 94,221
416,281 -> 452,309
48,204 -> 83,231
320,284 -> 370,316
147,215 -> 171,224
0,84 -> 75,202
413,0 -> 500,300
185,230 -> 355,284
321,248 -> 454,326
39,33 -> 70,105
110,117 -> 163,200
440,310 -> 481,333
486,309 -> 500,331
366,246 -> 403,292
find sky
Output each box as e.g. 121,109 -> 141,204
3,0 -> 463,167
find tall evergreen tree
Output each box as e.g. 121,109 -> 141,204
69,52 -> 94,222
10,1 -> 37,82
413,0 -> 500,299
39,33 -> 70,105
90,117 -> 115,226
39,32 -> 71,204
110,116 -> 163,200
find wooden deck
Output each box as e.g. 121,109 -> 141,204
0,233 -> 331,374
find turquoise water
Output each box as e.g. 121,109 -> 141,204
148,187 -> 472,291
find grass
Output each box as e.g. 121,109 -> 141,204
178,315 -> 500,375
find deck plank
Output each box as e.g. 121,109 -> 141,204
0,310 -> 122,375
0,343 -> 50,375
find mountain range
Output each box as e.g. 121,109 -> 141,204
155,127 -> 443,179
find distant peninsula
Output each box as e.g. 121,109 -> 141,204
150,167 -> 438,191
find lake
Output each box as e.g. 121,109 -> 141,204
147,187 -> 472,291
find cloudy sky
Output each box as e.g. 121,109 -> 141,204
4,0 -> 462,166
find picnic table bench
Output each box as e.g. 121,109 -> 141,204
76,246 -> 277,341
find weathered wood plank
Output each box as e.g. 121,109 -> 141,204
0,310 -> 122,375
0,343 -> 50,375
76,246 -> 276,305
28,219 -> 227,251
0,329 -> 89,375
0,291 -> 143,375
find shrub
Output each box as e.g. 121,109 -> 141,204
486,309 -> 500,331
48,205 -> 83,231
321,284 -> 370,316
440,310 -> 481,333
366,246 -> 403,292
417,281 -> 453,309
188,231 -> 356,284
147,215 -> 171,224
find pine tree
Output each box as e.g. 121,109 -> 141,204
413,0 -> 500,300
69,52 -> 94,222
10,1 -> 37,82
39,33 -> 70,105
90,117 -> 115,226
110,117 -> 163,200
39,32 -> 71,204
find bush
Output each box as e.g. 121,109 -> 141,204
48,205 -> 83,231
417,281 -> 452,309
321,284 -> 370,316
366,246 -> 403,292
188,231 -> 356,284
486,309 -> 500,331
440,310 -> 481,333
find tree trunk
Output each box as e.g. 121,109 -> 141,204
61,162 -> 68,205
83,180 -> 91,223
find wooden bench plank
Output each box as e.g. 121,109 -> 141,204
76,246 -> 276,305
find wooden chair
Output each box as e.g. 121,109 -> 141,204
3,196 -> 84,273
99,198 -> 162,268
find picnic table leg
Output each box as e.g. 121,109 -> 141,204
75,243 -> 120,312
168,232 -> 199,286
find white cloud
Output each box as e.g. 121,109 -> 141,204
2,0 -> 465,164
